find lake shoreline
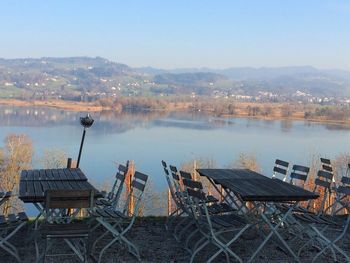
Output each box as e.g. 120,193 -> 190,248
1,98 -> 350,127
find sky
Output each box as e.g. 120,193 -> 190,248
0,0 -> 349,70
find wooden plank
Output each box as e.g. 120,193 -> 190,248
67,168 -> 86,181
47,180 -> 58,190
33,181 -> 43,198
20,170 -> 28,181
27,170 -> 34,180
33,170 -> 40,180
39,169 -> 46,180
51,169 -> 61,180
75,168 -> 87,180
41,181 -> 50,196
27,181 -> 35,198
64,169 -> 77,180
45,169 -> 54,180
58,169 -> 67,180
61,180 -> 73,190
19,181 -> 27,197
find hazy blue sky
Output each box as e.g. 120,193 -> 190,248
1,0 -> 349,70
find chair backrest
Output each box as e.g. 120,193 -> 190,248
169,165 -> 179,180
183,179 -> 207,220
123,171 -> 148,216
161,160 -> 177,200
272,159 -> 289,181
332,182 -> 350,216
107,163 -> 128,202
180,171 -> 192,180
320,158 -> 333,173
44,189 -> 94,209
289,164 -> 310,187
169,165 -> 182,192
307,169 -> 334,213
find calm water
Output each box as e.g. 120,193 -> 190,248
1,105 -> 350,214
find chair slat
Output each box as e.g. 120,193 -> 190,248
134,171 -> 148,182
337,186 -> 350,195
161,160 -> 167,168
275,159 -> 289,168
341,176 -> 350,185
315,178 -> 331,189
180,171 -> 192,180
118,164 -> 127,173
322,165 -> 333,172
292,165 -> 310,173
320,158 -> 331,165
172,173 -> 180,181
182,178 -> 203,189
290,172 -> 307,182
169,165 -> 177,173
131,180 -> 146,191
115,172 -> 125,181
273,166 -> 287,175
317,170 -> 333,180
163,167 -> 169,175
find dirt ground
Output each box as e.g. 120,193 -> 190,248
1,217 -> 349,263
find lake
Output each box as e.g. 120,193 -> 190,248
1,105 -> 350,214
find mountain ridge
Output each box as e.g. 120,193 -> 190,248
0,56 -> 350,98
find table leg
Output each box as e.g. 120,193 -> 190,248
248,202 -> 301,263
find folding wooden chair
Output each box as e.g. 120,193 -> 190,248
36,189 -> 94,263
95,163 -> 127,209
162,161 -> 186,232
298,184 -> 350,262
184,179 -> 252,263
289,164 -> 310,188
0,191 -> 28,263
91,171 -> 148,262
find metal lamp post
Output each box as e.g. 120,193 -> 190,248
76,113 -> 94,168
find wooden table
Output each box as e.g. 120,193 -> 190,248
19,168 -> 100,203
197,168 -> 319,263
197,168 -> 319,202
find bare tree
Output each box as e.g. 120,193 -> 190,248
40,148 -> 68,169
229,153 -> 261,172
0,134 -> 33,214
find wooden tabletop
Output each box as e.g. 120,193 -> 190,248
197,168 -> 319,202
19,168 -> 100,203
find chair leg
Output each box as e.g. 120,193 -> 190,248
0,243 -> 21,263
190,239 -> 210,263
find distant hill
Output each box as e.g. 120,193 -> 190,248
0,56 -> 350,99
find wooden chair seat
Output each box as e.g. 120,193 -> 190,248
41,223 -> 90,238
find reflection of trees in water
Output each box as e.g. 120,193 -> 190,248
0,106 -> 172,134
324,124 -> 350,131
1,106 -> 349,134
281,120 -> 293,132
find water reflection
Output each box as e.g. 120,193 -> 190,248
281,120 -> 293,132
0,106 -> 349,133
